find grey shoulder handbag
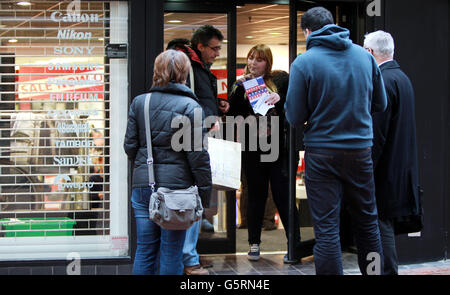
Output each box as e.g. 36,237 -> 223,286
144,93 -> 203,230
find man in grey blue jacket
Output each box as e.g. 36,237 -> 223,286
285,7 -> 387,275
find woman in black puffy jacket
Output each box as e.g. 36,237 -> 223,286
124,50 -> 212,275
226,44 -> 302,263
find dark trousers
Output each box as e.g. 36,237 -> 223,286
305,147 -> 383,275
379,218 -> 398,275
242,151 -> 301,248
239,168 -> 277,227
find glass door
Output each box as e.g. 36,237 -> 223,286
235,3 -> 297,255
163,1 -> 236,254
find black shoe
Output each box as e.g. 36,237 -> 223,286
263,222 -> 277,231
237,223 -> 247,229
283,254 -> 300,264
283,239 -> 316,264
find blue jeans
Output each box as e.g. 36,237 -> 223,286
305,147 -> 383,275
131,188 -> 186,275
183,218 -> 201,267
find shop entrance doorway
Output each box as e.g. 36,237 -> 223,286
163,0 -> 364,255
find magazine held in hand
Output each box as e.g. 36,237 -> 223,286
242,76 -> 274,116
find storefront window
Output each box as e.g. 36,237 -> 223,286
0,0 -> 129,260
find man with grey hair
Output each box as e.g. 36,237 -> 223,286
364,31 -> 422,275
364,30 -> 395,63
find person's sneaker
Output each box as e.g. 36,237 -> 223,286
201,218 -> 214,233
184,264 -> 209,275
247,244 -> 260,261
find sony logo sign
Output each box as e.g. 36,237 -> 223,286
57,29 -> 92,40
50,11 -> 99,23
54,46 -> 95,55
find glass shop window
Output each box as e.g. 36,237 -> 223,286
0,0 -> 129,260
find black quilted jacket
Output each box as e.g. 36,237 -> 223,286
123,82 -> 212,207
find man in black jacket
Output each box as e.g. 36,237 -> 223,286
169,26 -> 229,119
168,25 -> 226,275
364,30 -> 421,275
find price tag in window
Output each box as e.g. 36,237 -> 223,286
106,44 -> 128,58
111,236 -> 128,250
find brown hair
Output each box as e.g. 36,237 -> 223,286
244,44 -> 276,91
153,49 -> 191,86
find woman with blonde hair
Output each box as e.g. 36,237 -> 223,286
124,49 -> 212,275
226,44 -> 303,262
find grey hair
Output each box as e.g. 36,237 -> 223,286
364,30 -> 395,58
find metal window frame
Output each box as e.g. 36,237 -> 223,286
0,0 -> 130,263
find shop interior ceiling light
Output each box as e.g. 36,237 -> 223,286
8,39 -> 18,43
17,1 -> 32,6
167,20 -> 182,23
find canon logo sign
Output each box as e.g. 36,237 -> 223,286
50,11 -> 99,23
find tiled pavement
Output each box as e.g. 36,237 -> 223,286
200,252 -> 450,275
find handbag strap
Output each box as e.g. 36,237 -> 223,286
189,66 -> 195,92
144,93 -> 156,189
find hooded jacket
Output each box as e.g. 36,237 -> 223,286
123,82 -> 212,207
175,45 -> 220,119
285,24 -> 387,149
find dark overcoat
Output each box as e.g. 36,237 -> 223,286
372,60 -> 421,221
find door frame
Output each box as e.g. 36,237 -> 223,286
164,1 -> 237,254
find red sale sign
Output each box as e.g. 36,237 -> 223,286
16,65 -> 105,109
211,69 -> 245,100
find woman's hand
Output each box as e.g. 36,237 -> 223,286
219,100 -> 230,113
209,119 -> 221,132
237,74 -> 254,84
265,92 -> 280,105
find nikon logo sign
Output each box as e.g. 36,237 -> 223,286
57,29 -> 92,40
50,11 -> 99,23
